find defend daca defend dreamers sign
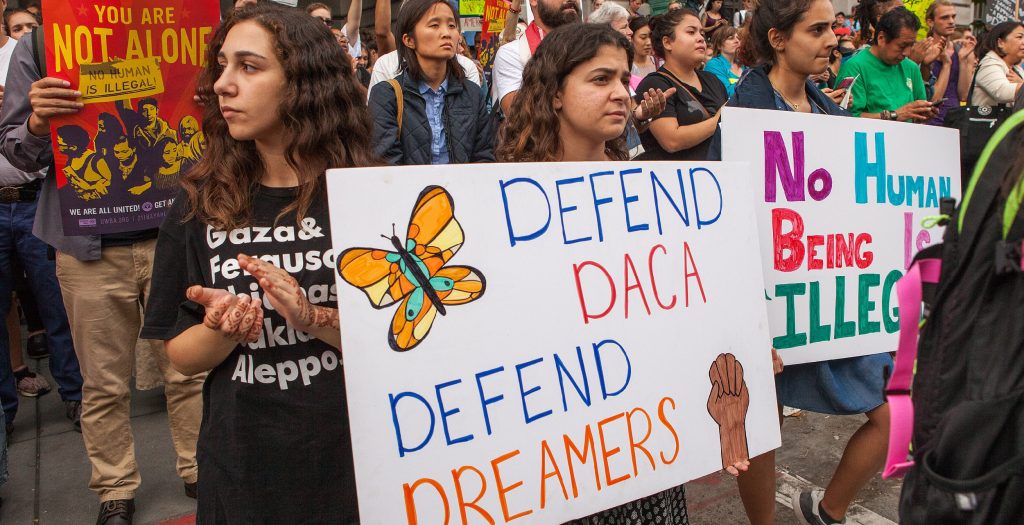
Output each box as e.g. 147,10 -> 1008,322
328,162 -> 781,524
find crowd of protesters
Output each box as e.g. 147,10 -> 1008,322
0,0 -> 1021,524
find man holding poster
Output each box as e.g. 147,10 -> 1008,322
0,1 -> 219,522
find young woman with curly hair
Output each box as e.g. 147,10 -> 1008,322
141,4 -> 375,522
498,24 -> 748,524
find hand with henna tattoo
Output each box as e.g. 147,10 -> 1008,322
186,285 -> 264,343
237,254 -> 340,343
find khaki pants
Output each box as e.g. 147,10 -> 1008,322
56,239 -> 205,502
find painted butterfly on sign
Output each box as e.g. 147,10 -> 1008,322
337,186 -> 486,351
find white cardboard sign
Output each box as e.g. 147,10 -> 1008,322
721,107 -> 961,365
327,161 -> 780,524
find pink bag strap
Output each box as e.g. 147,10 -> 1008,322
882,258 -> 942,478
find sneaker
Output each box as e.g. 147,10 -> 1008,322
14,367 -> 52,397
96,499 -> 134,525
184,481 -> 197,499
792,490 -> 845,525
25,332 -> 49,359
65,400 -> 82,432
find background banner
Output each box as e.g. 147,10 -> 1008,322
42,0 -> 218,235
327,162 -> 781,524
721,107 -> 961,365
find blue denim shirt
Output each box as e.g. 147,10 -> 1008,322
418,79 -> 450,165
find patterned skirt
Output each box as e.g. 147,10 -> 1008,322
564,485 -> 688,525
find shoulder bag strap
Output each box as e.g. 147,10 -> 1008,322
656,71 -> 711,120
387,78 -> 403,137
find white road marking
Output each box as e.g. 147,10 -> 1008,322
775,467 -> 897,525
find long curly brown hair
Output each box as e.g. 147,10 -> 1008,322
183,3 -> 377,231
496,23 -> 633,162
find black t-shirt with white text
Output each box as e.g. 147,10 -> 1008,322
142,187 -> 357,524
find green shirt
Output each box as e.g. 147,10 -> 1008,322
837,48 -> 927,119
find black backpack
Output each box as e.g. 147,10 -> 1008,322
897,109 -> 1024,524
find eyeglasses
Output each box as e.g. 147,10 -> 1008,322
317,16 -> 332,26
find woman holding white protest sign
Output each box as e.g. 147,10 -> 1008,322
368,0 -> 494,166
142,4 -> 373,523
721,2 -> 889,525
497,23 -> 750,524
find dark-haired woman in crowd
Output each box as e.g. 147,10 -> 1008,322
852,0 -> 901,47
369,0 -> 494,165
701,0 -> 728,38
630,16 -> 659,81
703,26 -> 744,97
723,3 -> 886,525
971,20 -> 1024,107
498,23 -> 751,523
142,4 -> 375,522
635,9 -> 728,160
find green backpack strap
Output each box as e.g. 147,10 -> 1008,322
958,110 -> 1024,235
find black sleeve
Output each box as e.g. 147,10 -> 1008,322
471,89 -> 495,163
141,194 -> 204,340
636,74 -> 679,122
367,81 -> 405,165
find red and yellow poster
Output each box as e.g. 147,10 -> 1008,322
42,0 -> 218,235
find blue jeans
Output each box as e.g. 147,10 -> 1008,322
0,198 -> 83,423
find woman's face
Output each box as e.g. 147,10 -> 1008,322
663,14 -> 706,68
162,142 -> 179,166
611,17 -> 632,38
999,26 -> 1024,64
404,3 -> 459,62
7,12 -> 38,40
721,33 -> 740,55
213,21 -> 288,144
773,0 -> 837,76
554,45 -> 631,151
710,0 -> 722,12
632,25 -> 652,57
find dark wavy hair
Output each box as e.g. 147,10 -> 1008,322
981,21 -> 1024,59
629,15 -> 651,35
853,0 -> 901,45
185,3 -> 376,231
737,0 -> 813,66
496,23 -> 633,162
649,8 -> 700,60
396,0 -> 466,84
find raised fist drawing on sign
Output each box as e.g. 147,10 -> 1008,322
707,353 -> 750,475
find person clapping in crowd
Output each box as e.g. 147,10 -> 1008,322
368,0 -> 494,165
142,4 -> 374,523
838,7 -> 938,123
921,1 -> 975,125
635,8 -> 727,160
701,0 -> 728,38
971,21 -> 1024,108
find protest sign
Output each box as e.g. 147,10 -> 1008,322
903,0 -> 931,39
461,0 -> 486,16
721,107 -> 961,365
985,0 -> 1023,25
328,162 -> 780,524
43,0 -> 218,235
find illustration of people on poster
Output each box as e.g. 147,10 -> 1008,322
42,0 -> 218,235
